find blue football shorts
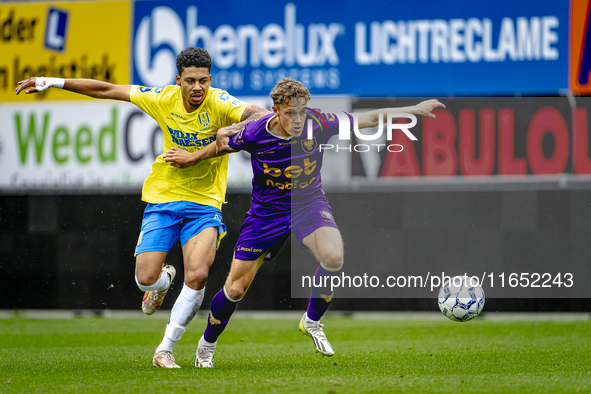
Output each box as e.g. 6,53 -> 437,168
134,201 -> 227,256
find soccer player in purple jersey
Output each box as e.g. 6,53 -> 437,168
164,77 -> 444,367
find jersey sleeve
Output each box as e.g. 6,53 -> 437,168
228,122 -> 253,153
214,91 -> 248,128
129,85 -> 164,120
307,108 -> 354,140
321,111 -> 354,138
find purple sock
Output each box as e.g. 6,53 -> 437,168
203,289 -> 238,343
306,265 -> 339,321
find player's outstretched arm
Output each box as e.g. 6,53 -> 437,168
15,77 -> 131,101
356,99 -> 445,129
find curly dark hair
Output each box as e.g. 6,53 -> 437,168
270,77 -> 311,106
176,47 -> 212,74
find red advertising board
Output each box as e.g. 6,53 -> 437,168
350,98 -> 591,178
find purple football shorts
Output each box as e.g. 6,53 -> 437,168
233,198 -> 338,261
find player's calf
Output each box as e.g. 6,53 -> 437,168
307,264 -> 340,321
196,287 -> 241,368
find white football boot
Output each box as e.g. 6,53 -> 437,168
195,339 -> 216,368
298,312 -> 335,356
152,350 -> 181,368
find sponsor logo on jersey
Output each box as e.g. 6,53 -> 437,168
139,86 -> 152,93
237,246 -> 263,253
198,112 -> 211,127
170,112 -> 186,120
168,126 -> 215,147
199,125 -> 215,132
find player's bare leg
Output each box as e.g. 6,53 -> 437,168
223,255 -> 265,300
181,227 -> 218,291
153,227 -> 218,368
303,227 -> 344,272
135,251 -> 175,315
196,255 -> 265,367
135,251 -> 180,367
299,226 -> 344,356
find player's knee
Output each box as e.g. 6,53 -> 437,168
225,280 -> 248,301
320,249 -> 344,271
224,278 -> 250,300
185,270 -> 208,289
136,271 -> 159,287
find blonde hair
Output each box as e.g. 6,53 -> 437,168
270,77 -> 311,106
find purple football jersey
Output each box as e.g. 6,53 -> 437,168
229,109 -> 352,211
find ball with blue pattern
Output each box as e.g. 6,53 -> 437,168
438,275 -> 485,322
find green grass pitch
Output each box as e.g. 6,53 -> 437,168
1,315 -> 590,393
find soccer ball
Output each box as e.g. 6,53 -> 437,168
437,275 -> 485,322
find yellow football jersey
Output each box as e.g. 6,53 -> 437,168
130,85 -> 247,209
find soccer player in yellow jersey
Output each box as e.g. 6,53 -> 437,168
15,48 -> 269,368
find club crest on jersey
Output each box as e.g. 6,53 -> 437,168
301,137 -> 317,153
198,112 -> 211,127
320,210 -> 334,221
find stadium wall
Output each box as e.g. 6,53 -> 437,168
1,191 -> 590,312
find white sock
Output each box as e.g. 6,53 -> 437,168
305,312 -> 319,324
156,284 -> 205,353
135,270 -> 170,292
199,335 -> 216,347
